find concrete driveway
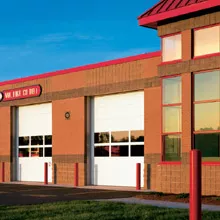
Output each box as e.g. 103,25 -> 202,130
0,183 -> 141,206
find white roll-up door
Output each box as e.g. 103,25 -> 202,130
92,91 -> 144,187
17,103 -> 52,182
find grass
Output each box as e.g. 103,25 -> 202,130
0,201 -> 220,220
176,193 -> 189,199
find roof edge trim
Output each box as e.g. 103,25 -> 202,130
138,0 -> 220,27
0,51 -> 161,87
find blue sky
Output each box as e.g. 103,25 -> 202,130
0,0 -> 160,81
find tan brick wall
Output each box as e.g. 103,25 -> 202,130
53,162 -> 86,186
158,56 -> 220,76
158,11 -> 220,36
155,164 -> 190,194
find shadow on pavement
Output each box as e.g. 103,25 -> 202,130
0,183 -> 141,206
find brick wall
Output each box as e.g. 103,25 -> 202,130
0,107 -> 11,182
158,11 -> 220,36
52,97 -> 86,185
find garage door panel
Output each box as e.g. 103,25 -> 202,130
94,158 -> 144,187
93,91 -> 144,187
18,103 -> 52,136
19,158 -> 52,182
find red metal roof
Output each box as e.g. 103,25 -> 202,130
138,0 -> 220,29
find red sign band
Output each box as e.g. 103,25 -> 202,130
0,85 -> 42,102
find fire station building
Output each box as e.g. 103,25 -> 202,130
0,0 -> 220,195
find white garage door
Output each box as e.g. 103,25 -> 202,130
17,103 -> 52,182
92,91 -> 144,187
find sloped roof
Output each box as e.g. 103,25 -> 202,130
138,0 -> 220,29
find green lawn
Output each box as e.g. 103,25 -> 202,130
0,201 -> 220,220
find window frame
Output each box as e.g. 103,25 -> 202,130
18,135 -> 52,158
161,32 -> 182,63
193,69 -> 220,159
94,130 -> 144,158
193,23 -> 220,59
161,75 -> 182,162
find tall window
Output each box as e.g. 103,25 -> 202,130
162,34 -> 182,62
194,24 -> 220,57
194,70 -> 220,158
162,76 -> 182,161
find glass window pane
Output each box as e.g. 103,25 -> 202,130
31,136 -> 43,145
194,26 -> 220,57
94,146 -> 109,157
111,131 -> 129,143
195,133 -> 219,157
45,135 -> 52,145
164,135 -> 181,161
163,77 -> 182,104
94,132 -> 109,144
19,148 -> 30,157
130,145 -> 144,157
31,148 -> 43,157
194,71 -> 220,101
162,34 -> 182,62
194,103 -> 220,131
19,136 -> 29,146
45,147 -> 52,157
131,130 -> 144,142
163,106 -> 182,132
111,145 -> 128,157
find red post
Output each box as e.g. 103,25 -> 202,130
136,163 -> 141,190
44,162 -> 48,185
2,162 -> 5,182
74,163 -> 78,187
190,150 -> 202,220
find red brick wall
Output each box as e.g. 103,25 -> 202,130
0,107 -> 11,182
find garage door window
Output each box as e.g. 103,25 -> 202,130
31,148 -> 43,157
45,135 -> 52,145
94,146 -> 110,157
95,132 -> 110,143
19,136 -> 29,146
18,135 -> 52,158
31,136 -> 43,145
94,130 -> 144,157
111,131 -> 129,142
19,148 -> 30,157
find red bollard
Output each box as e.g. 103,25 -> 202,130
190,150 -> 202,220
136,163 -> 141,190
44,162 -> 48,185
74,163 -> 78,187
2,162 -> 5,182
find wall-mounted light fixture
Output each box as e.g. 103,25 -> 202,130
65,111 -> 71,120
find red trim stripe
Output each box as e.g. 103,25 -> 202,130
202,162 -> 220,166
0,51 -> 161,87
